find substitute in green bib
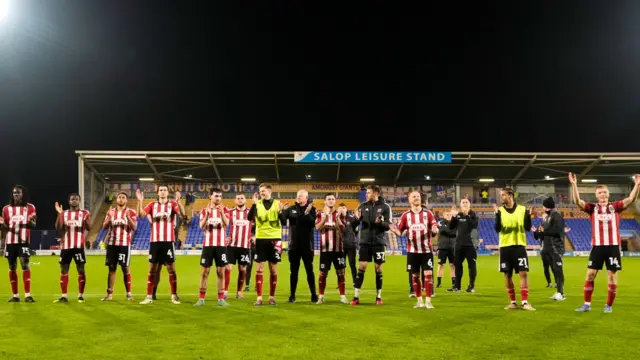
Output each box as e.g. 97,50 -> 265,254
494,188 -> 534,311
247,183 -> 288,306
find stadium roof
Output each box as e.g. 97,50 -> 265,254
75,151 -> 640,186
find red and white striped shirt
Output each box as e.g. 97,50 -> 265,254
105,208 -> 137,246
201,208 -> 226,247
228,207 -> 252,249
397,209 -> 437,254
584,201 -> 624,247
144,201 -> 181,242
61,210 -> 91,249
3,204 -> 36,245
316,211 -> 344,253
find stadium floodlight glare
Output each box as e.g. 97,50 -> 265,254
185,174 -> 193,178
425,175 -> 431,180
139,177 -> 154,181
360,177 -> 375,182
241,177 -> 256,182
581,179 -> 597,183
305,174 -> 312,179
545,175 -> 551,180
0,0 -> 8,21
478,178 -> 494,183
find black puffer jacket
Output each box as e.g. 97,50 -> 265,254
437,219 -> 456,250
533,210 -> 565,254
352,197 -> 392,247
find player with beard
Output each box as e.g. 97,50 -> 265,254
136,186 -> 186,305
195,188 -> 230,306
315,193 -> 348,304
1,185 -> 36,302
54,194 -> 92,303
571,173 -> 640,313
390,190 -> 438,309
102,192 -> 137,301
350,185 -> 392,306
224,193 -> 253,300
494,188 -> 534,311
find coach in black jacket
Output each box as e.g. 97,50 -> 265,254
350,185 -> 391,304
281,190 -> 318,303
533,197 -> 566,300
448,199 -> 479,292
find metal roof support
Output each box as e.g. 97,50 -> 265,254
336,162 -> 341,181
511,154 -> 537,184
394,164 -> 404,186
454,154 -> 472,182
145,156 -> 164,181
580,155 -> 604,176
209,154 -> 223,183
274,154 -> 280,182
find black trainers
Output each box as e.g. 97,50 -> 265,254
244,286 -> 250,292
311,294 -> 318,303
54,297 -> 69,303
25,296 -> 35,303
288,295 -> 296,303
436,283 -> 442,288
8,297 -> 20,303
446,288 -> 460,292
466,286 -> 475,293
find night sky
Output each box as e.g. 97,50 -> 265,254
1,1 -> 640,227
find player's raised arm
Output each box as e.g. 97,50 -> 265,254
336,210 -> 345,232
55,202 -> 64,232
83,211 -> 93,232
315,211 -> 326,231
126,210 -> 138,232
200,208 -> 209,230
621,174 -> 640,209
136,189 -> 147,217
103,208 -> 114,229
568,172 -> 586,210
174,192 -> 186,218
218,204 -> 229,227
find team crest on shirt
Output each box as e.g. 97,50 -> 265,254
10,215 -> 25,222
608,205 -> 615,213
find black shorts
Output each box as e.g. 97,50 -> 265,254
358,245 -> 386,264
105,245 -> 131,267
4,244 -> 31,263
407,253 -> 434,273
438,249 -> 454,265
227,247 -> 251,266
149,242 -> 176,265
59,248 -> 86,265
200,246 -> 228,268
499,246 -> 529,274
319,252 -> 346,272
254,240 -> 281,263
588,245 -> 622,272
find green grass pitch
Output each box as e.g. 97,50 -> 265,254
0,254 -> 639,360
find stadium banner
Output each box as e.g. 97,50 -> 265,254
623,251 -> 640,257
573,251 -> 590,257
118,182 -> 361,194
294,151 -> 452,163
